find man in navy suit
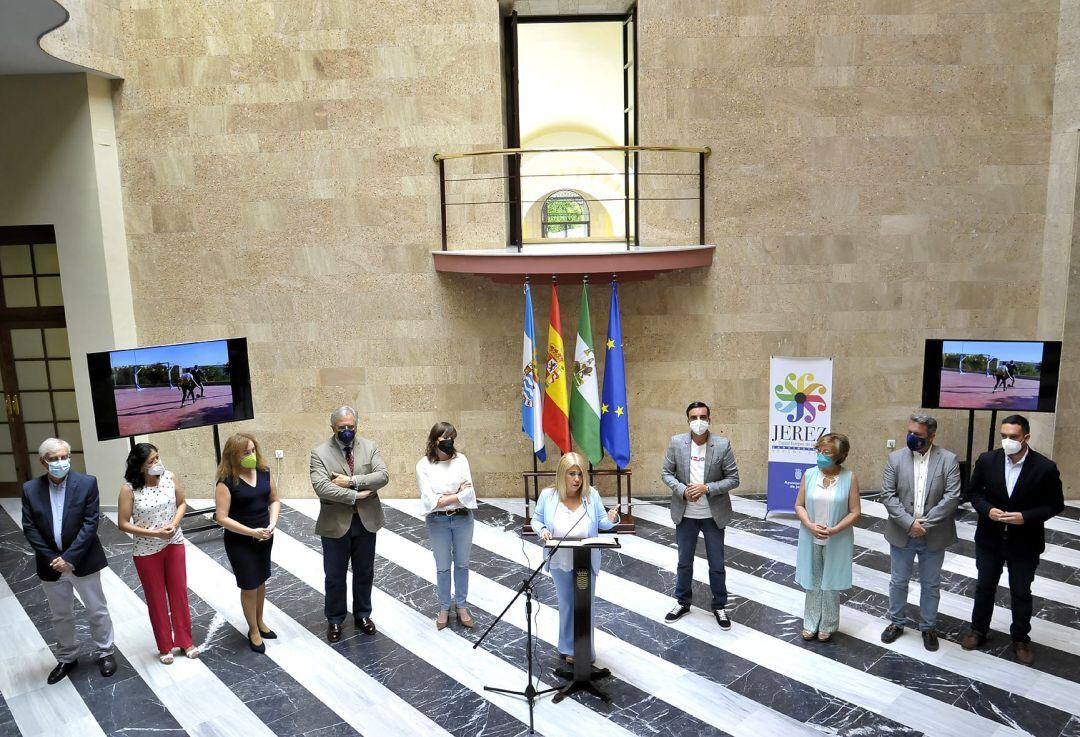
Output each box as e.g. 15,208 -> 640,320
962,415 -> 1064,665
21,438 -> 116,684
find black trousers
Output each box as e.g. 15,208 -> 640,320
972,542 -> 1039,642
322,513 -> 377,623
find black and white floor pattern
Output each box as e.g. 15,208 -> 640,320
2,495 -> 1080,737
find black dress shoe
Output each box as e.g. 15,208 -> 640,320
248,635 -> 265,654
258,628 -> 277,640
98,654 -> 117,677
47,660 -> 77,685
881,624 -> 904,644
327,623 -> 342,643
355,617 -> 377,636
665,604 -> 691,622
922,630 -> 939,652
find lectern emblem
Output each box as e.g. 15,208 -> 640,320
575,570 -> 588,590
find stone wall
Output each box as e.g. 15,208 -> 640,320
637,2 -> 1062,491
37,0 -> 1080,497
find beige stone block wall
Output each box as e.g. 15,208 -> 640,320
638,2 -> 1063,492
1044,0 -> 1080,495
111,1 -> 517,499
41,0 -> 1076,499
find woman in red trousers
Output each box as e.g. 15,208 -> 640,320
117,443 -> 197,663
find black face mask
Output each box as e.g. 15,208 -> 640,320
437,439 -> 455,456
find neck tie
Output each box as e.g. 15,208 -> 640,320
344,446 -> 354,475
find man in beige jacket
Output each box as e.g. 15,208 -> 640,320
310,405 -> 389,642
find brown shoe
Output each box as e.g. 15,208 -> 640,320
457,607 -> 474,629
327,622 -> 342,643
1013,641 -> 1035,665
961,630 -> 987,651
436,610 -> 449,630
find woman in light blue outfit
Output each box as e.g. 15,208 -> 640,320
531,451 -> 620,663
794,433 -> 861,642
417,422 -> 477,630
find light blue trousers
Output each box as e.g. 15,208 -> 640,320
803,545 -> 841,634
426,512 -> 473,610
550,566 -> 596,659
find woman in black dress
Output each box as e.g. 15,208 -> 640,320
215,432 -> 280,653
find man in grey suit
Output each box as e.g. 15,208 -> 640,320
879,412 -> 961,651
661,401 -> 740,629
310,405 -> 389,642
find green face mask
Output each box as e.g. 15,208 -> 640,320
240,452 -> 258,469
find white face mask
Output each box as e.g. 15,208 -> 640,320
147,461 -> 165,477
689,418 -> 709,436
1001,438 -> 1024,456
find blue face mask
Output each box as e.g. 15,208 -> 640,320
906,433 -> 928,453
336,428 -> 355,445
816,452 -> 834,470
47,458 -> 71,479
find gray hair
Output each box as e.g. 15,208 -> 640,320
910,413 -> 938,435
38,438 -> 71,459
330,405 -> 357,427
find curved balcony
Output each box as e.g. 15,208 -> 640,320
432,145 -> 715,283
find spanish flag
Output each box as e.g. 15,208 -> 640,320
543,283 -> 572,453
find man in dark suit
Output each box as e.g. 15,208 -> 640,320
962,415 -> 1064,665
660,401 -> 740,629
21,438 -> 116,683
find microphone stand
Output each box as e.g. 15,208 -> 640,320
474,506 -> 590,734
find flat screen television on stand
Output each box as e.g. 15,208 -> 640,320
921,339 -> 1062,413
87,337 -> 254,441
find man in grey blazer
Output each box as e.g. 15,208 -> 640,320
661,401 -> 740,629
879,412 -> 961,651
310,405 -> 389,642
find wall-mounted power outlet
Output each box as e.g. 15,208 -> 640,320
886,439 -> 896,449
274,449 -> 284,459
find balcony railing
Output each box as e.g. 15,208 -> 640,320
433,145 -> 710,252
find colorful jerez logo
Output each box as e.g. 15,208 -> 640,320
774,372 -> 828,423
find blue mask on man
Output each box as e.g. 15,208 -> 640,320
336,428 -> 355,445
815,452 -> 834,470
906,432 -> 928,453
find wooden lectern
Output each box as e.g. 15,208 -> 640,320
545,537 -> 621,703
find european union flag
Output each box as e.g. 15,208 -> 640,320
600,282 -> 631,468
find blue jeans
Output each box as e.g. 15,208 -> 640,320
674,516 -> 727,610
550,566 -> 596,658
426,511 -> 474,611
888,536 -> 946,631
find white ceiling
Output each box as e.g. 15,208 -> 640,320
0,0 -> 103,76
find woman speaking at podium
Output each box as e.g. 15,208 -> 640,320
531,452 -> 620,663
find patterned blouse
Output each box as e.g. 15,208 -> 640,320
131,471 -> 184,557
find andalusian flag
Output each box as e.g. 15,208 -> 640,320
521,283 -> 546,461
570,283 -> 602,464
542,283 -> 572,453
600,281 -> 631,468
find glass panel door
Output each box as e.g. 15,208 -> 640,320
0,227 -> 80,495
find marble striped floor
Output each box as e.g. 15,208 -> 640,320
0,497 -> 1079,737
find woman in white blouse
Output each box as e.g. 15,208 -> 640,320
117,443 -> 197,663
417,422 -> 477,630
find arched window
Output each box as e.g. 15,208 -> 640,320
541,190 -> 590,238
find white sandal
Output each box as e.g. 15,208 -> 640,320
159,652 -> 174,664
181,646 -> 200,659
